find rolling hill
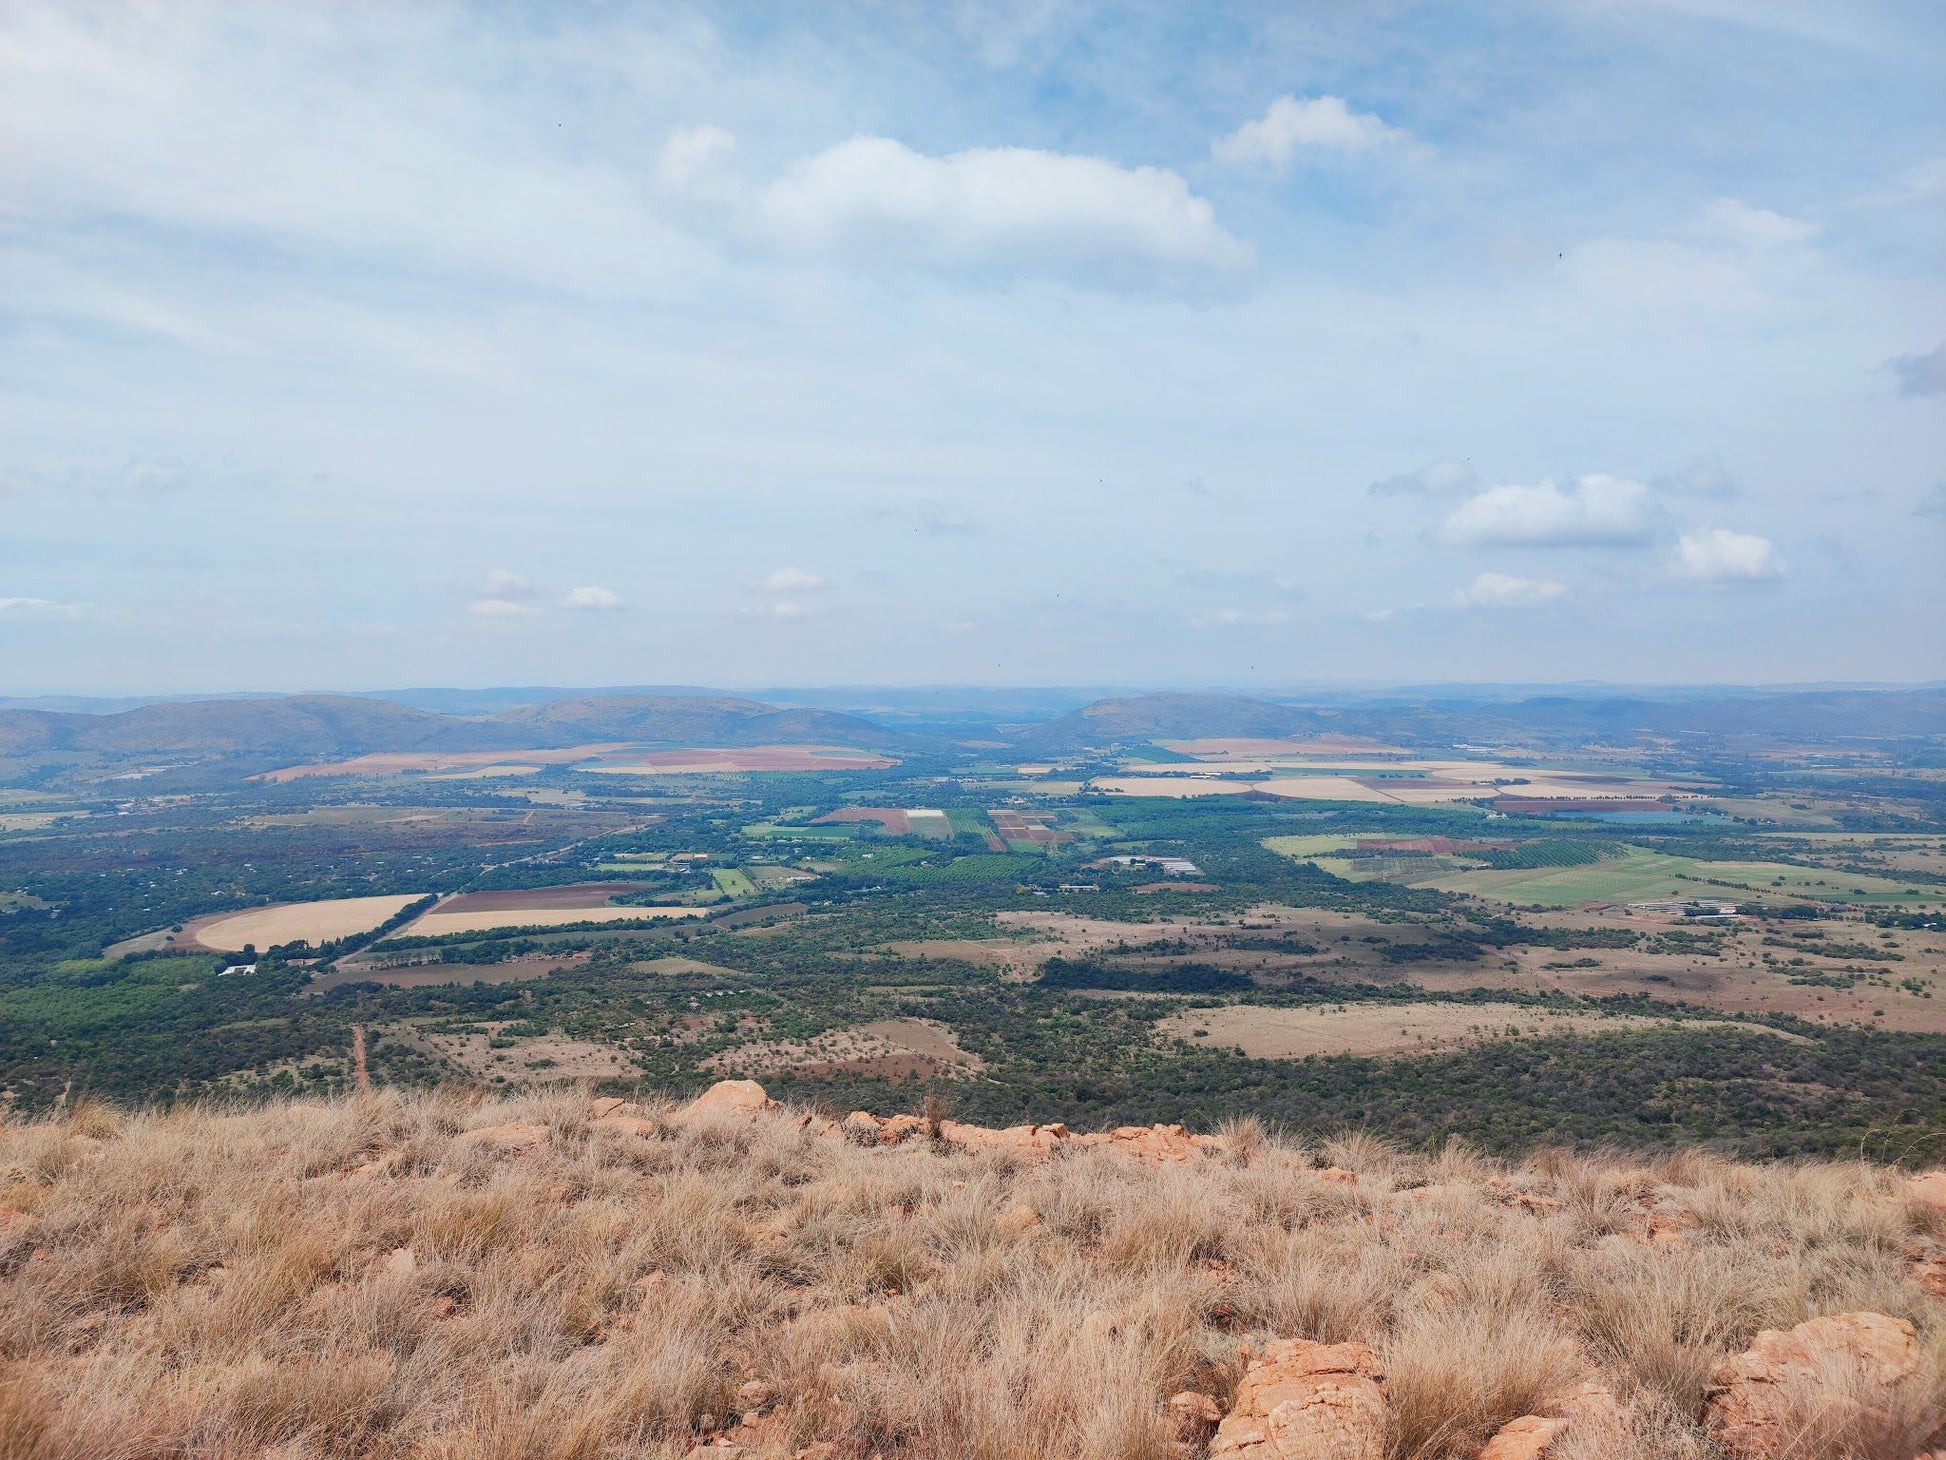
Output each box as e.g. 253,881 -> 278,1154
0,692 -> 906,766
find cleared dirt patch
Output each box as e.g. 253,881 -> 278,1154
1158,1001 -> 1806,1059
405,905 -> 706,937
705,1016 -> 980,1080
184,894 -> 428,952
304,953 -> 577,995
386,1020 -> 637,1082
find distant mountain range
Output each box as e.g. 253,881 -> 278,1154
0,685 -> 1939,772
1015,687 -> 1946,753
0,693 -> 908,763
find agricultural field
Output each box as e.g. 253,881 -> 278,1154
178,893 -> 428,952
1427,848 -> 1945,908
3,685 -> 1944,1161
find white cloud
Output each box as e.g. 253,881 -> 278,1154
1439,475 -> 1658,548
484,568 -> 535,600
656,124 -> 737,192
468,598 -> 539,618
1369,460 -> 1477,497
749,135 -> 1250,286
1916,484 -> 1946,520
1452,572 -> 1567,609
559,585 -> 622,610
751,567 -> 829,593
1694,198 -> 1819,249
0,596 -> 83,619
1213,95 -> 1407,170
1674,527 -> 1785,580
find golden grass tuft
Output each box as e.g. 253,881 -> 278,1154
0,1089 -> 1941,1459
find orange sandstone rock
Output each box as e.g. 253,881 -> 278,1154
1704,1311 -> 1925,1460
1477,1415 -> 1568,1460
1208,1338 -> 1386,1460
685,1079 -> 779,1117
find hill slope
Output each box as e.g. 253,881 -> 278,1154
1,1084 -> 1940,1460
0,691 -> 905,764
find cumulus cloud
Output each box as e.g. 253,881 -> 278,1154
751,567 -> 830,593
559,585 -> 622,610
1213,96 -> 1406,170
1912,483 -> 1946,519
1674,527 -> 1784,581
1439,475 -> 1658,548
656,121 -> 1250,290
1369,460 -> 1477,497
1451,572 -> 1566,609
747,135 -> 1250,287
1886,342 -> 1946,397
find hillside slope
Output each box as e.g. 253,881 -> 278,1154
2,1084 -> 1941,1460
0,692 -> 905,764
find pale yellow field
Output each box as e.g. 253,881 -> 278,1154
1158,1001 -> 1802,1060
1087,776 -> 1256,798
402,905 -> 708,937
193,894 -> 428,952
1254,776 -> 1402,803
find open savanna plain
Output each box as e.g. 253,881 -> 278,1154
2,690 -> 1943,1168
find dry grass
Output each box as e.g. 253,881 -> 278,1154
0,1091 -> 1941,1460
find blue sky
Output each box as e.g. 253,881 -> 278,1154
1,1 -> 1941,693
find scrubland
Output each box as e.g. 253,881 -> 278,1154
1,1087 -> 1942,1460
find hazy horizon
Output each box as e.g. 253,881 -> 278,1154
4,2 -> 1942,692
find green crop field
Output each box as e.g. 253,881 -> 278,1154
1425,848 -> 1945,908
946,807 -> 993,836
1263,834 -> 1359,859
709,868 -> 757,899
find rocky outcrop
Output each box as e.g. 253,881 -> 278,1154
685,1079 -> 779,1117
1703,1311 -> 1926,1460
450,1120 -> 547,1153
1477,1415 -> 1567,1460
1207,1339 -> 1387,1460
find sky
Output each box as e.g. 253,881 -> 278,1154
1,1 -> 1942,695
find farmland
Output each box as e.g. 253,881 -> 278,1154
179,893 -> 428,952
1,685 -> 1942,1160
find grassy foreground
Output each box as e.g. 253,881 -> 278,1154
1,1087 -> 1942,1460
